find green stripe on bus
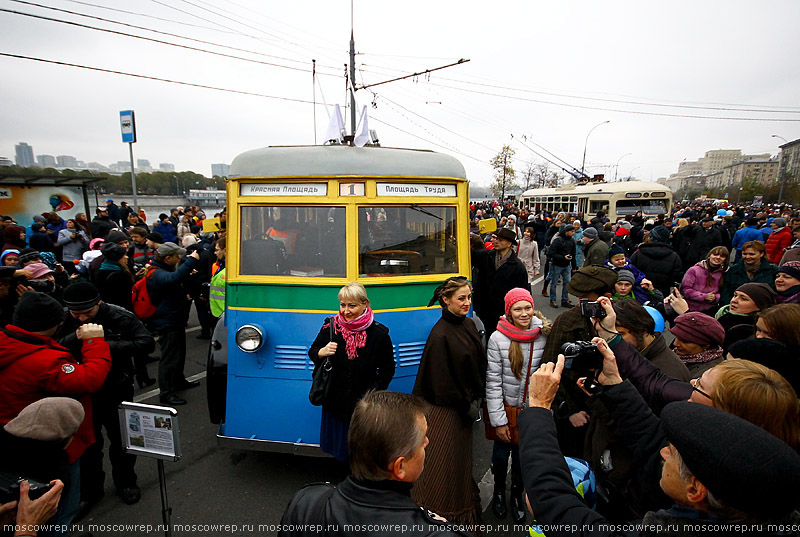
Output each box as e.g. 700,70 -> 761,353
227,281 -> 444,310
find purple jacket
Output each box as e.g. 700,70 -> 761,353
680,261 -> 723,312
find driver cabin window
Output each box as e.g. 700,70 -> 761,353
239,206 -> 346,277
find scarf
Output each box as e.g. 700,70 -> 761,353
99,259 -> 122,272
334,307 -> 374,360
681,345 -> 724,364
496,315 -> 541,343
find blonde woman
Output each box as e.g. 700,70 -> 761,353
309,283 -> 395,461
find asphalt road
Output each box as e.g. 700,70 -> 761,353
74,280 -> 567,537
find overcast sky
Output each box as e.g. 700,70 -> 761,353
1,0 -> 799,187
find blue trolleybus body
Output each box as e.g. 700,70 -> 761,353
207,145 -> 470,454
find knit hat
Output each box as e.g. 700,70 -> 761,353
773,217 -> 787,228
661,401 -> 800,520
62,282 -> 101,310
88,238 -> 104,250
735,283 -> 776,310
32,215 -> 46,223
616,269 -> 635,284
4,398 -> 84,442
106,230 -> 128,245
583,227 -> 598,239
26,262 -> 53,280
777,261 -> 800,282
670,312 -> 725,347
40,252 -> 58,270
101,242 -> 126,262
566,266 -> 618,296
618,221 -> 632,230
559,224 -> 574,236
649,225 -> 671,243
608,244 -> 626,259
18,248 -> 40,265
12,291 -> 65,331
146,232 -> 164,244
504,287 -> 534,317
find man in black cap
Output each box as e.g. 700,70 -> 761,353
0,291 -> 110,529
520,351 -> 800,534
686,217 -> 724,267
57,282 -> 155,513
547,224 -> 577,308
147,242 -> 201,406
471,226 -> 530,338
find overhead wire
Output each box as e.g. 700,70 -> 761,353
0,7 -> 342,75
0,52 -> 320,104
9,0 -> 343,75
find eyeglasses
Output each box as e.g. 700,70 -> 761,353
690,378 -> 711,400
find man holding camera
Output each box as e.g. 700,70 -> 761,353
519,301 -> 800,535
540,265 -> 618,457
146,242 -> 200,406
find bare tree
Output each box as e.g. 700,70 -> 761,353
489,145 -> 518,200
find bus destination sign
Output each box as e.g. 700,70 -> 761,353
376,183 -> 456,197
240,183 -> 327,196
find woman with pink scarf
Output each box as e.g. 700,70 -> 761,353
309,282 -> 395,461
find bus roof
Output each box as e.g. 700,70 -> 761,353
521,180 -> 673,197
229,145 -> 467,180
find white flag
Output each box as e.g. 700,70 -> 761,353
323,104 -> 345,144
354,106 -> 370,147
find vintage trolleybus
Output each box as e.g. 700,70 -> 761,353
518,180 -> 673,221
207,145 -> 470,453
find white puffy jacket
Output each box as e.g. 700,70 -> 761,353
486,313 -> 550,427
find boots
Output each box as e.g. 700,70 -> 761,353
490,463 -> 507,519
510,483 -> 526,523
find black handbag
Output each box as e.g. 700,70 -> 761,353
309,318 -> 335,406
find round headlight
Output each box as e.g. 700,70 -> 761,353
235,325 -> 263,353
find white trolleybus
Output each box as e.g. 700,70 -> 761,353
518,180 -> 673,221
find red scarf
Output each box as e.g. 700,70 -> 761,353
496,315 -> 541,343
334,307 -> 374,360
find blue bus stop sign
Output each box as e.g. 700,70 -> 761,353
120,110 -> 136,143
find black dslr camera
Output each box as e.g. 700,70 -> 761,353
0,473 -> 53,503
560,341 -> 605,394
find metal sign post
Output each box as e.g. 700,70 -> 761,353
119,402 -> 181,537
119,110 -> 139,213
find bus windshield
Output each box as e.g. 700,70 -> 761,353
615,200 -> 667,216
358,206 -> 457,277
239,205 -> 346,277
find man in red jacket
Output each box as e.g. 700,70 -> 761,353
0,291 -> 111,532
766,217 -> 793,264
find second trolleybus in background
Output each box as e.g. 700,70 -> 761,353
518,179 -> 673,221
206,145 -> 470,454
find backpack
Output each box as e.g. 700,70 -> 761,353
132,267 -> 159,319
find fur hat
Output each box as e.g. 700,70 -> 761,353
4,398 -> 84,442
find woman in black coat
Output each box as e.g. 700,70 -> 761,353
94,243 -> 134,312
308,282 -> 394,461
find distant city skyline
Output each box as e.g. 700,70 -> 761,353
3,140 -> 209,176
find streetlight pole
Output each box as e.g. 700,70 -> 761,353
615,153 -> 631,182
628,167 -> 641,181
773,135 -> 789,204
581,120 -> 610,177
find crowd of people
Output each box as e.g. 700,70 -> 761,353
281,198 -> 800,536
0,199 -> 227,535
